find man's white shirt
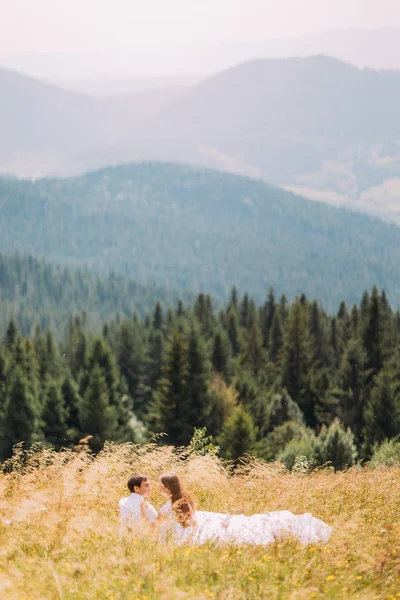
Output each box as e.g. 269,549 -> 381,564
119,493 -> 158,524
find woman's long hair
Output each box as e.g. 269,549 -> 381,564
160,472 -> 195,527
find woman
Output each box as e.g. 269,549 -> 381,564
158,472 -> 196,527
157,472 -> 332,546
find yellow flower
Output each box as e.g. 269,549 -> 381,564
326,575 -> 335,581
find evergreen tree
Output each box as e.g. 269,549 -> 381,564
219,405 -> 256,462
362,286 -> 385,376
182,327 -> 214,443
240,293 -> 250,328
262,287 -> 276,347
1,367 -> 42,458
265,390 -> 304,432
240,321 -> 267,377
42,380 -> 68,449
79,365 -> 118,452
337,336 -> 368,441
150,330 -> 188,446
84,337 -> 132,441
61,375 -> 82,442
318,418 -> 357,470
66,316 -> 88,378
4,320 -> 19,348
211,329 -> 232,381
229,286 -> 238,311
227,309 -> 241,357
350,304 -> 360,335
137,330 -> 165,416
152,301 -> 164,330
310,301 -> 332,369
362,369 -> 400,458
330,317 -> 339,367
115,320 -> 144,410
269,311 -> 283,363
282,301 -> 314,424
194,293 -> 213,334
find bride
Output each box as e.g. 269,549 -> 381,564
155,472 -> 332,546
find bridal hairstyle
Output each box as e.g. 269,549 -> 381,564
127,473 -> 148,493
160,472 -> 195,527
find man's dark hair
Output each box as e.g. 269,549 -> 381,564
127,474 -> 148,493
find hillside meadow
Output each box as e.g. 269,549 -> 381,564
1,443 -> 400,599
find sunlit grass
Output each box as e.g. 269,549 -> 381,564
1,443 -> 400,599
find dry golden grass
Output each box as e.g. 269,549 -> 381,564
1,443 -> 400,599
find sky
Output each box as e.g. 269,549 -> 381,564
2,0 -> 400,54
1,0 -> 400,77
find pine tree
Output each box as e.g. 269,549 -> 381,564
240,293 -> 251,328
84,337 -> 132,441
79,366 -> 118,452
330,317 -> 339,368
350,304 -> 360,336
137,330 -> 165,415
150,330 -> 188,446
42,380 -> 68,449
362,286 -> 385,377
337,336 -> 368,441
4,320 -> 19,348
362,369 -> 400,458
265,390 -> 304,432
66,316 -> 88,378
1,367 -> 42,458
262,287 -> 276,347
240,321 -> 267,378
279,294 -> 288,321
282,301 -> 314,424
229,286 -> 238,311
115,320 -> 144,409
269,312 -> 283,363
318,418 -> 357,470
182,327 -> 213,443
61,375 -> 82,443
219,406 -> 256,462
194,293 -> 213,334
211,329 -> 232,381
153,301 -> 164,330
310,301 -> 332,369
227,309 -> 241,357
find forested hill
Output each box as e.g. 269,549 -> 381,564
0,253 -> 192,336
2,162 -> 400,309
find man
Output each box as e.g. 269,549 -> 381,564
119,473 -> 158,529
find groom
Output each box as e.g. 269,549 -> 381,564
119,473 -> 158,526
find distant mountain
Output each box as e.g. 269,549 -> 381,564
212,27 -> 400,72
3,57 -> 400,220
0,67 -> 185,176
48,76 -> 197,97
153,56 -> 400,191
2,162 -> 400,309
0,253 -> 192,336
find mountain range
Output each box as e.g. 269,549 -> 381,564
2,161 -> 400,310
2,55 -> 400,222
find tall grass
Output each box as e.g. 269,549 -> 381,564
1,443 -> 400,599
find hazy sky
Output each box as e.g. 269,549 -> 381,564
2,0 -> 400,55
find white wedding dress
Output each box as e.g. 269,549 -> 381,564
159,501 -> 332,546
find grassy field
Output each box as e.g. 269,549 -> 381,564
1,443 -> 400,599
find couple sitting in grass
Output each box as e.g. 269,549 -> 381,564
119,472 -> 332,546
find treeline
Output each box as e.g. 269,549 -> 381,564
0,253 -> 192,336
4,162 -> 400,309
1,286 -> 400,468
